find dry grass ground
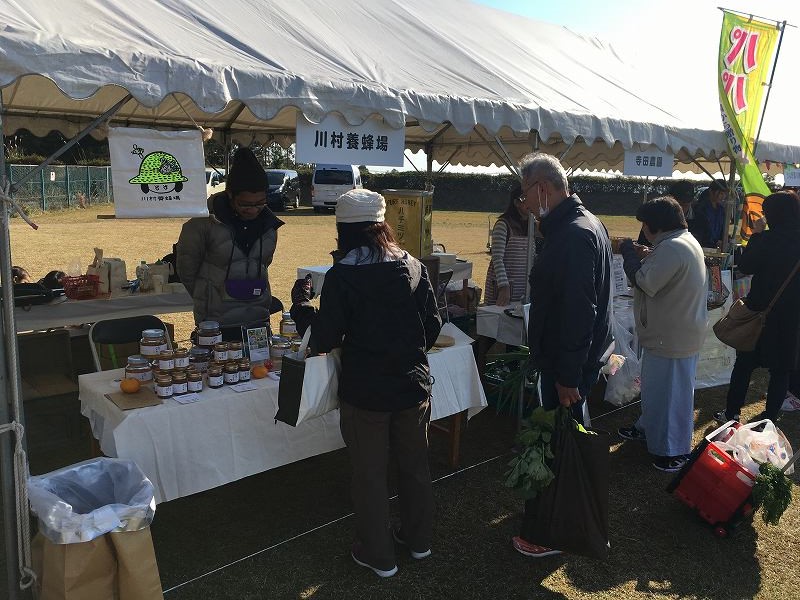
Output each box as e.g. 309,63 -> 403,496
8,204 -> 642,342
8,205 -> 799,599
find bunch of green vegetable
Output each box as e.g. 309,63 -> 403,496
504,407 -> 556,499
752,462 -> 793,526
484,346 -> 534,414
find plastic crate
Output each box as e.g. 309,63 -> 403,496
673,441 -> 755,526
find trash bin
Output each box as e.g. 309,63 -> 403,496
27,457 -> 163,600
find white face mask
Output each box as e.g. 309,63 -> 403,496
537,187 -> 550,218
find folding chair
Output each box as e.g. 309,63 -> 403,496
88,315 -> 172,371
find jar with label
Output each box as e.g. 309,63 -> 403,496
171,371 -> 188,396
157,350 -> 175,372
197,320 -> 223,348
270,338 -> 291,372
188,346 -> 211,372
279,312 -> 298,339
228,341 -> 243,361
155,373 -> 173,399
187,371 -> 203,393
173,347 -> 190,369
238,358 -> 251,381
125,355 -> 153,382
214,342 -> 229,362
207,365 -> 224,389
140,329 -> 168,357
223,362 -> 240,384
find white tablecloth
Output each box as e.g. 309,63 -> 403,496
79,323 -> 486,503
298,261 -> 473,295
15,289 -> 194,331
476,304 -> 526,346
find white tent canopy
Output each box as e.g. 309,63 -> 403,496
2,0 -> 798,173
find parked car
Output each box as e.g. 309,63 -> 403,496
205,168 -> 226,197
311,164 -> 362,212
266,169 -> 300,211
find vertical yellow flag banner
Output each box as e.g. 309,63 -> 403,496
718,12 -> 779,242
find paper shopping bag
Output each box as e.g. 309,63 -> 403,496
520,408 -> 611,559
32,529 -> 163,600
276,328 -> 340,426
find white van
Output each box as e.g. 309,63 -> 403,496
206,168 -> 226,197
311,164 -> 362,212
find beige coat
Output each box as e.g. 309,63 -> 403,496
633,229 -> 708,358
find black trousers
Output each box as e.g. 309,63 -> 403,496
725,350 -> 789,421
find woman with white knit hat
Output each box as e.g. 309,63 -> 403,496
312,189 -> 442,578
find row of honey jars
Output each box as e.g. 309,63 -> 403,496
207,359 -> 251,388
153,347 -> 190,371
212,342 -> 243,362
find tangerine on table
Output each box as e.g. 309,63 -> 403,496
120,378 -> 141,394
251,365 -> 269,379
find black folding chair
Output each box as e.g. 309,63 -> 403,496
88,315 -> 172,371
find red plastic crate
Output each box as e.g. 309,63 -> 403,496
673,441 -> 755,525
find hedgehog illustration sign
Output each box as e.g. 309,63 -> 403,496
109,127 -> 207,218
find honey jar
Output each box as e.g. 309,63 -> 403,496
228,341 -> 243,361
173,347 -> 190,369
224,362 -> 240,384
187,371 -> 203,393
189,346 -> 210,372
157,350 -> 175,372
140,329 -> 168,357
213,342 -> 229,363
238,358 -> 251,381
207,365 -> 224,389
154,373 -> 173,399
171,371 -> 188,396
125,355 -> 153,382
196,320 -> 222,347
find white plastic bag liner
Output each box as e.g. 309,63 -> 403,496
27,458 -> 156,544
604,301 -> 641,406
729,420 -> 794,475
282,327 -> 341,425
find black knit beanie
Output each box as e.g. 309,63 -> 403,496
227,148 -> 265,194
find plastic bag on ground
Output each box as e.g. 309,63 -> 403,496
728,420 -> 794,475
28,457 -> 155,544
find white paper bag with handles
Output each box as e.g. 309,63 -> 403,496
276,327 -> 341,426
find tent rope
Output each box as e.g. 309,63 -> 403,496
173,96 -> 214,142
0,421 -> 36,591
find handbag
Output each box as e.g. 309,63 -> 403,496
275,327 -> 341,427
519,407 -> 611,559
713,257 -> 800,352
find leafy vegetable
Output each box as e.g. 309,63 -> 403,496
504,407 -> 556,499
752,462 -> 793,526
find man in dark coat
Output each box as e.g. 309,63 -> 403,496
513,152 -> 614,559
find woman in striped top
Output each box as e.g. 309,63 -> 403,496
484,184 -> 535,306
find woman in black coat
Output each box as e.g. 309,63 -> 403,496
715,191 -> 800,423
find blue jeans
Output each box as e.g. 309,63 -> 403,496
539,364 -> 602,426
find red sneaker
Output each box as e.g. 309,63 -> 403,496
512,536 -> 563,558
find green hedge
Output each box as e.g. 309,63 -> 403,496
296,170 -> 708,216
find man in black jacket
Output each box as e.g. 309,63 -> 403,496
513,152 -> 614,559
521,152 -> 613,423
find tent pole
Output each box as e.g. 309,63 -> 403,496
8,94 -> 132,193
404,151 -> 422,173
493,136 -> 520,178
723,163 -> 737,252
753,20 -> 786,155
473,129 -> 516,175
0,95 -> 23,600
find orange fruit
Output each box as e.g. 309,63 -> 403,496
251,365 -> 269,379
120,378 -> 141,394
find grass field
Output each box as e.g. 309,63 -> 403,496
7,205 -> 799,599
8,204 -> 641,342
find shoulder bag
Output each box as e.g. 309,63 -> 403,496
713,257 -> 800,352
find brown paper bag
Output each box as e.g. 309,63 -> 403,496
32,529 -> 163,600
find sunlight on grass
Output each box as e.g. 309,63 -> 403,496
488,511 -> 513,526
300,584 -> 322,598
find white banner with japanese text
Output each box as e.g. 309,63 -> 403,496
295,114 -> 404,166
109,127 -> 208,218
623,146 -> 674,177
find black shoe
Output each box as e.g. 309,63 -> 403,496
392,528 -> 431,560
618,425 -> 646,442
652,455 -> 689,473
713,410 -> 740,425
